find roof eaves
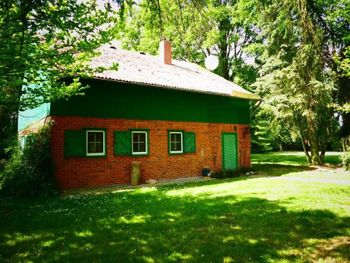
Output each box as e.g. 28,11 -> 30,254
92,76 -> 234,97
231,91 -> 261,100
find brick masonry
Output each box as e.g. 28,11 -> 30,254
160,39 -> 172,65
51,116 -> 251,189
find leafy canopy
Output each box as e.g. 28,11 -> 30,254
0,0 -> 116,110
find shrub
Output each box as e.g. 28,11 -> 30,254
210,169 -> 240,179
0,159 -> 5,174
0,124 -> 58,197
341,152 -> 350,171
210,168 -> 257,179
238,167 -> 252,174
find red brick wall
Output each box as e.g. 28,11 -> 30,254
51,116 -> 251,189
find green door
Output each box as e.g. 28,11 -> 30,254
222,133 -> 238,170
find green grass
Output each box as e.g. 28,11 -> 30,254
1,152 -> 349,262
252,151 -> 342,166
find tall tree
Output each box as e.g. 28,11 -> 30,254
0,0 -> 115,157
253,0 -> 337,164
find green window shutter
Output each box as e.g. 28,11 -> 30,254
184,132 -> 196,153
114,131 -> 131,155
64,130 -> 86,157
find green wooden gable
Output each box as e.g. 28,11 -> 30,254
50,79 -> 250,125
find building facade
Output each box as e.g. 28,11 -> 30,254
18,40 -> 259,189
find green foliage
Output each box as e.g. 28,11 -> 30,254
247,0 -> 349,156
251,0 -> 341,164
251,112 -> 274,153
117,0 -> 208,62
116,0 -> 259,88
210,167 -> 255,179
341,152 -> 350,171
251,123 -> 272,153
210,169 -> 239,179
0,159 -> 4,173
0,124 -> 58,197
115,0 -> 348,157
251,103 -> 304,153
340,47 -> 350,77
0,0 -> 116,158
0,0 -> 116,109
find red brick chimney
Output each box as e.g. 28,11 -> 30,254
159,39 -> 172,65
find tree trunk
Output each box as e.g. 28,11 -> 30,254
320,150 -> 326,163
341,138 -> 347,152
306,115 -> 322,164
217,17 -> 231,80
219,44 -> 229,80
299,132 -> 311,163
319,135 -> 327,163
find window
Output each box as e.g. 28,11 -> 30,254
132,131 -> 148,155
86,130 -> 105,156
168,131 -> 196,155
169,131 -> 183,154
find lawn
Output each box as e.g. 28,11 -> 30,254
252,151 -> 342,166
0,152 -> 349,262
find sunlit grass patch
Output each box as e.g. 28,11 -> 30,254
74,230 -> 93,238
252,151 -> 342,166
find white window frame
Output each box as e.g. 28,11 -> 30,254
132,131 -> 148,155
86,130 -> 106,156
169,131 -> 183,154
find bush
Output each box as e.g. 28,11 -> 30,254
210,168 -> 257,179
0,124 -> 58,197
0,159 -> 5,174
341,152 -> 350,171
210,169 -> 240,179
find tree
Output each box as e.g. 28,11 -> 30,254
252,0 -> 338,164
0,0 -> 116,158
305,0 -> 350,142
116,0 -> 208,62
116,0 -> 260,89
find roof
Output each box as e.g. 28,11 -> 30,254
90,42 -> 260,100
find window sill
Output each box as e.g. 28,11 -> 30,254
85,154 -> 107,158
169,152 -> 184,155
132,153 -> 149,157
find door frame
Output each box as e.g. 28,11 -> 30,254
221,132 -> 238,170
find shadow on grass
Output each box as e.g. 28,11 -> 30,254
0,188 -> 349,262
155,163 -> 316,191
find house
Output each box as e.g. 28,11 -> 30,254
18,40 -> 260,189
